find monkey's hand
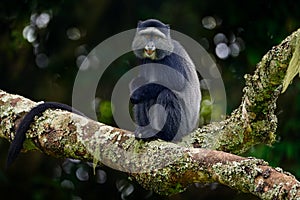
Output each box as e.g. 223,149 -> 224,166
130,83 -> 167,104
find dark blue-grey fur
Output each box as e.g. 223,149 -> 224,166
130,19 -> 201,141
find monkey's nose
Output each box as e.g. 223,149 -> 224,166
145,49 -> 154,55
145,42 -> 156,56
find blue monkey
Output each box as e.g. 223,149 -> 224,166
130,19 -> 201,141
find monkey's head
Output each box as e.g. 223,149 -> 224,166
132,19 -> 174,60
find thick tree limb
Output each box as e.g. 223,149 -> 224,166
1,28 -> 300,199
191,29 -> 300,154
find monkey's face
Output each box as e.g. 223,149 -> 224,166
132,27 -> 174,60
143,40 -> 156,60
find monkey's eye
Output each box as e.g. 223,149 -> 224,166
144,34 -> 151,39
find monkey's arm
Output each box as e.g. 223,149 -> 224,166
6,102 -> 84,168
154,55 -> 190,91
130,83 -> 168,104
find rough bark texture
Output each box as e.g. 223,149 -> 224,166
1,28 -> 300,199
191,29 -> 298,154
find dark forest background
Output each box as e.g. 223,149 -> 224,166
1,0 -> 300,199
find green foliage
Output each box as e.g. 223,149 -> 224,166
200,93 -> 213,125
97,100 -> 114,125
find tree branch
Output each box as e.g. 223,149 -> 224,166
1,28 -> 300,199
191,28 -> 300,154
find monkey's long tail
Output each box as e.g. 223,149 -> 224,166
6,102 -> 84,168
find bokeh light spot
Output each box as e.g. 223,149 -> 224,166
67,27 -> 81,40
36,13 -> 51,29
76,167 -> 89,181
229,42 -> 240,57
213,33 -> 228,45
61,179 -> 75,190
215,43 -> 230,59
202,16 -> 217,30
35,53 -> 49,68
76,55 -> 89,70
96,169 -> 107,184
22,25 -> 36,43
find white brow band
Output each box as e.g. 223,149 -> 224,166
139,27 -> 166,38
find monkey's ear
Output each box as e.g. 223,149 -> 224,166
138,20 -> 143,26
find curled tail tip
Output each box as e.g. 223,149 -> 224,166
6,140 -> 23,169
6,158 -> 13,169
6,150 -> 17,169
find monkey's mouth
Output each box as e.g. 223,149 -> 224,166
144,49 -> 156,59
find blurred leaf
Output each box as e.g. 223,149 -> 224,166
282,37 -> 300,93
98,100 -> 113,124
